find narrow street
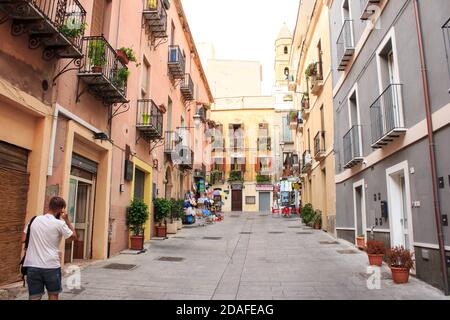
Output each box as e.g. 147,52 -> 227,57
17,212 -> 447,300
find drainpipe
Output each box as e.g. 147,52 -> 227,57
412,0 -> 449,295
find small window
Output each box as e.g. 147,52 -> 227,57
284,46 -> 288,54
246,196 -> 256,205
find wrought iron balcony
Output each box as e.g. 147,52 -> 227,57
337,20 -> 355,71
176,147 -> 193,170
168,45 -> 185,79
194,163 -> 206,178
164,130 -> 180,154
0,0 -> 86,60
310,62 -> 324,95
228,170 -> 244,182
180,73 -> 194,101
77,36 -> 128,105
361,0 -> 381,20
343,125 -> 364,169
370,84 -> 406,148
314,131 -> 326,161
256,174 -> 272,184
142,0 -> 168,39
210,170 -> 225,185
302,150 -> 312,173
212,138 -> 225,153
136,99 -> 163,142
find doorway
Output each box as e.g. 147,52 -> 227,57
259,192 -> 271,212
232,190 -> 243,211
386,162 -> 414,250
67,173 -> 95,262
353,179 -> 367,242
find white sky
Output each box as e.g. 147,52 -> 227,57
182,0 -> 299,95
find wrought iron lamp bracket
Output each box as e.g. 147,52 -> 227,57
53,58 -> 84,85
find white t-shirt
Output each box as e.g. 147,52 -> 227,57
23,214 -> 73,269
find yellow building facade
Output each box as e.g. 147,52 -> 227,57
290,0 -> 336,233
209,97 -> 277,212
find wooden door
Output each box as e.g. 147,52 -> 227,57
231,190 -> 242,212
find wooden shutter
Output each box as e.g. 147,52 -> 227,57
91,0 -> 106,36
255,157 -> 260,173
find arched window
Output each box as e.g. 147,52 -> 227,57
284,67 -> 290,80
284,46 -> 288,54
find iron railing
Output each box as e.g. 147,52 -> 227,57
0,0 -> 87,59
164,131 -> 179,153
210,170 -> 225,184
257,137 -> 271,151
370,84 -> 404,146
180,73 -> 194,100
336,20 -> 355,70
136,99 -> 163,138
302,150 -> 312,171
314,131 -> 326,158
301,93 -> 310,110
142,0 -> 168,39
78,36 -> 128,103
310,61 -> 324,92
343,125 -> 363,167
168,45 -> 186,79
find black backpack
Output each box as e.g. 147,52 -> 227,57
19,216 -> 37,286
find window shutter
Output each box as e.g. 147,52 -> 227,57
255,157 -> 260,173
91,0 -> 106,36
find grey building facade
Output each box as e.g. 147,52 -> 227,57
329,0 -> 450,292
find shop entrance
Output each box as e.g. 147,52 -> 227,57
66,154 -> 97,262
259,192 -> 271,212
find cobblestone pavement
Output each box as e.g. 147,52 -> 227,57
16,212 -> 449,300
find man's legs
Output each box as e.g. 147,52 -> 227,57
42,267 -> 63,300
26,268 -> 45,300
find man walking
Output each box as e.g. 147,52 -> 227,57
22,197 -> 77,300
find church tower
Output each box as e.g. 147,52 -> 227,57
274,23 -> 293,87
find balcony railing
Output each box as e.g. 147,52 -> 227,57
177,147 -> 194,170
168,45 -> 186,79
194,163 -> 206,178
77,36 -> 128,104
180,73 -> 194,101
289,111 -> 298,129
257,137 -> 271,151
361,0 -> 381,20
164,131 -> 180,154
228,170 -> 244,182
336,20 -> 355,71
136,99 -> 163,141
210,170 -> 225,185
301,93 -> 310,121
314,131 -> 326,161
370,84 -> 406,148
256,174 -> 272,184
310,62 -> 324,95
302,150 -> 312,173
142,0 -> 168,39
343,125 -> 364,169
0,0 -> 86,60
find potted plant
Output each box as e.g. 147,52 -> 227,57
117,47 -> 137,65
141,113 -> 150,125
166,199 -> 178,234
387,246 -> 415,284
300,203 -> 315,226
174,199 -> 185,230
153,198 -> 170,238
305,62 -> 317,80
88,39 -> 106,73
356,234 -> 365,249
59,18 -> 87,40
366,240 -> 386,266
112,67 -> 130,89
126,199 -> 149,250
313,212 -> 322,230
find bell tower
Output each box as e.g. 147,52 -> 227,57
274,23 -> 293,87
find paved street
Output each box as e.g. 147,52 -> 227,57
18,212 -> 448,300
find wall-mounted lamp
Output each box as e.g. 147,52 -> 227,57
94,132 -> 109,141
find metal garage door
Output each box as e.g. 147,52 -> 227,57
259,192 -> 271,212
0,141 -> 30,286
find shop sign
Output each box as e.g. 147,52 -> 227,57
292,183 -> 302,190
256,184 -> 273,191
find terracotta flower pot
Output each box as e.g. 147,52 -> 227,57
356,237 -> 365,249
391,267 -> 410,284
117,50 -> 129,65
314,224 -> 321,230
155,225 -> 167,238
130,235 -> 143,250
92,66 -> 103,73
368,253 -> 384,267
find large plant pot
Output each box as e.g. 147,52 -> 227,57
155,225 -> 167,238
176,219 -> 183,230
391,267 -> 410,284
314,224 -> 321,230
130,235 -> 144,250
166,222 -> 178,234
117,50 -> 129,65
368,253 -> 384,267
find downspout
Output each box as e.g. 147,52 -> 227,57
412,0 -> 449,295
